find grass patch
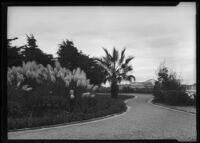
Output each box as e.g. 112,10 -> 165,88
8,94 -> 134,131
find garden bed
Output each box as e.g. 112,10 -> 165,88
8,94 -> 134,131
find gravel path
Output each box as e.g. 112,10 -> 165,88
8,93 -> 196,141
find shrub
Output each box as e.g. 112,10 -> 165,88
7,61 -> 99,119
8,101 -> 23,118
153,90 -> 195,106
8,94 -> 131,130
153,62 -> 195,106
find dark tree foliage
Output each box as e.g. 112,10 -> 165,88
57,39 -> 106,85
7,37 -> 24,67
154,62 -> 184,91
21,34 -> 54,66
87,58 -> 106,85
57,40 -> 79,70
153,62 -> 194,106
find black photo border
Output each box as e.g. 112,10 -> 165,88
1,0 -> 199,143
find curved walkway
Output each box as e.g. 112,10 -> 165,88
8,93 -> 196,141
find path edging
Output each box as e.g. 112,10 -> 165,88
148,98 -> 196,115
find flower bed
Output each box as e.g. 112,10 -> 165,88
7,61 -> 134,131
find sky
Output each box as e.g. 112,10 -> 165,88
7,2 -> 196,84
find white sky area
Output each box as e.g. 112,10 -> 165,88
8,2 -> 196,85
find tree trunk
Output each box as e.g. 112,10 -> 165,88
111,80 -> 119,98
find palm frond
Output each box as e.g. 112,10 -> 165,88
121,75 -> 136,82
112,47 -> 119,62
125,56 -> 134,65
123,65 -> 133,73
116,76 -> 122,83
119,48 -> 126,65
127,75 -> 136,82
103,48 -> 112,61
102,57 -> 111,66
94,58 -> 112,76
105,75 -> 113,82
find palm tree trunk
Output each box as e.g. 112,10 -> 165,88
111,80 -> 119,98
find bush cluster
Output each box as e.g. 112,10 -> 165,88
153,63 -> 196,106
153,90 -> 195,106
7,61 -> 98,118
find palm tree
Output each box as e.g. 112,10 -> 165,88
95,47 -> 135,98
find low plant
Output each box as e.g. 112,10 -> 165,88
153,90 -> 195,106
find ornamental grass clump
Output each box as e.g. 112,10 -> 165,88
7,61 -> 98,96
7,61 -> 99,118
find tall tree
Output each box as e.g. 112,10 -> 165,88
154,62 -> 184,91
21,34 -> 54,66
57,39 -> 106,85
153,62 -> 192,106
57,40 -> 80,70
83,57 -> 106,86
95,47 -> 135,98
7,37 -> 24,67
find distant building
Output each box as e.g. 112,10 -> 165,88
119,79 -> 156,90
